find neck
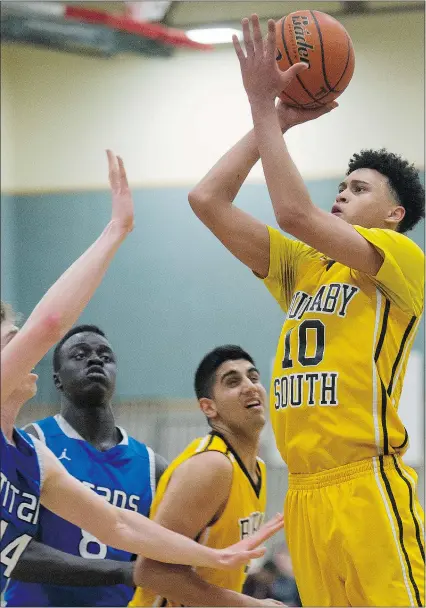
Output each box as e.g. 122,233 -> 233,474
211,424 -> 261,479
60,396 -> 118,449
1,392 -> 27,443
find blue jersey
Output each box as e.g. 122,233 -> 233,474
1,428 -> 42,593
5,415 -> 155,607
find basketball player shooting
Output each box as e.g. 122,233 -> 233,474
189,14 -> 425,607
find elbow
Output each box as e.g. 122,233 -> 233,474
188,188 -> 213,218
275,206 -> 310,236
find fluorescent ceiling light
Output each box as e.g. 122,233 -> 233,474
186,28 -> 243,45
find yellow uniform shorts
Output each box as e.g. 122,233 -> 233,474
285,455 -> 425,607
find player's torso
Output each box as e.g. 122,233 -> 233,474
131,432 -> 267,607
4,415 -> 155,607
271,259 -> 419,474
1,429 -> 42,593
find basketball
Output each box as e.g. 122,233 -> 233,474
276,10 -> 355,109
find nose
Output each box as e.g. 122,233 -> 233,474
88,352 -> 104,366
336,189 -> 348,203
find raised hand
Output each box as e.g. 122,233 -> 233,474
215,513 -> 284,570
232,14 -> 308,102
276,98 -> 338,133
107,150 -> 134,234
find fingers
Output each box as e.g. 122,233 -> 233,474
106,149 -> 119,191
244,547 -> 266,560
245,513 -> 284,547
117,155 -> 129,190
266,18 -> 277,58
241,17 -> 255,60
251,14 -> 263,55
232,34 -> 246,63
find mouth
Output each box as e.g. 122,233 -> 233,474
86,367 -> 106,381
245,400 -> 264,411
331,204 -> 342,215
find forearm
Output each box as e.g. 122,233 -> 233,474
250,98 -> 314,228
136,559 -> 261,607
189,130 -> 260,207
107,510 -> 219,569
10,541 -> 133,587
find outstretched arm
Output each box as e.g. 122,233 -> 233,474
38,441 -> 278,570
188,75 -> 334,280
1,151 -> 134,406
233,15 -> 383,275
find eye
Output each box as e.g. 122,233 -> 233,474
227,378 -> 239,387
101,354 -> 112,363
249,374 -> 260,384
73,353 -> 85,361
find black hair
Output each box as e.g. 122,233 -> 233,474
53,324 -> 107,372
347,149 -> 425,233
194,345 -> 256,400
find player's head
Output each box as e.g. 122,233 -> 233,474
53,325 -> 117,406
332,149 -> 424,233
194,345 -> 266,436
1,300 -> 37,400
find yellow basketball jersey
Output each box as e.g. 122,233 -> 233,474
263,225 -> 424,474
130,431 -> 267,607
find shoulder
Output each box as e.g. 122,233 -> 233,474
173,450 -> 233,486
354,227 -> 424,264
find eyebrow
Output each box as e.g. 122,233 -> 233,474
339,179 -> 370,189
69,342 -> 113,353
220,366 -> 259,383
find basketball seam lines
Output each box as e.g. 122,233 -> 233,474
309,10 -> 332,91
281,14 -> 328,108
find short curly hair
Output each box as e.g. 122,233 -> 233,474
347,149 -> 425,233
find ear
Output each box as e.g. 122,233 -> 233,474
53,373 -> 63,391
199,397 -> 218,423
386,205 -> 405,229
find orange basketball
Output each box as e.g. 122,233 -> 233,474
276,10 -> 355,108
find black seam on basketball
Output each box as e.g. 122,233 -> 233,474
310,10 -> 332,92
392,455 -> 425,563
331,33 -> 353,92
281,14 -> 328,108
280,90 -> 306,108
387,316 -> 416,396
379,456 -> 423,606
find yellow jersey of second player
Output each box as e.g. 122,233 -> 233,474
129,431 -> 266,607
263,225 -> 424,474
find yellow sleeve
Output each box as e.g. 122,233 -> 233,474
353,226 -> 425,317
261,226 -> 315,313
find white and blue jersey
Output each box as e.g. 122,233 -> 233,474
1,428 -> 43,593
5,414 -> 155,607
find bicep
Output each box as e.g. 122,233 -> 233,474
286,207 -> 383,275
192,204 -> 271,278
